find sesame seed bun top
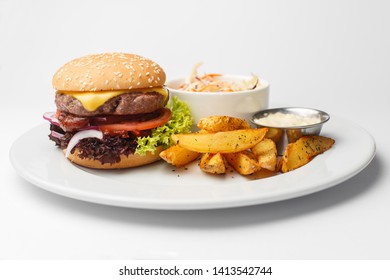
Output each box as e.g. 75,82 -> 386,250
52,53 -> 166,92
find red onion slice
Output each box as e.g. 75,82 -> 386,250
43,112 -> 60,126
65,129 -> 103,158
50,130 -> 65,139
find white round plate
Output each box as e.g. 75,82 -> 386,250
10,116 -> 375,210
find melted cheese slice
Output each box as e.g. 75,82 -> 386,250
58,87 -> 169,112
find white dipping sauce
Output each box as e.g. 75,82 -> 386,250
254,112 -> 321,127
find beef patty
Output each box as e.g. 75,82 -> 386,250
55,91 -> 166,116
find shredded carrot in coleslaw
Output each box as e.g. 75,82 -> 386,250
178,63 -> 259,92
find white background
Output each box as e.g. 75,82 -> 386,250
1,0 -> 389,259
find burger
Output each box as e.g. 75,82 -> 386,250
44,52 -> 192,169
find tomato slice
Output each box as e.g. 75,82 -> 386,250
98,108 -> 171,134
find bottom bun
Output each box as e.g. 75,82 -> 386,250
64,146 -> 165,169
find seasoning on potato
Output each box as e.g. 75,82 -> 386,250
197,116 -> 251,132
279,136 -> 335,173
171,128 -> 268,154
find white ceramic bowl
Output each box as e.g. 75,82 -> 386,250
166,75 -> 269,124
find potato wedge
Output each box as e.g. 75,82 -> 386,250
286,129 -> 304,143
265,127 -> 283,143
199,153 -> 226,174
171,128 -> 268,153
280,135 -> 335,172
159,145 -> 200,167
197,116 -> 251,132
224,151 -> 260,175
251,138 -> 278,171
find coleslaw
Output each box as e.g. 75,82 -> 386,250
178,63 -> 260,92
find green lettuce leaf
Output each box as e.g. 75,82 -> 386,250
135,96 -> 193,155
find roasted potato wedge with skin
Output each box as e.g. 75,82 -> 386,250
280,135 -> 335,173
286,129 -> 304,143
159,145 -> 200,167
251,138 -> 278,171
199,153 -> 226,174
171,128 -> 268,154
265,127 -> 283,143
197,116 -> 251,132
224,151 -> 260,175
